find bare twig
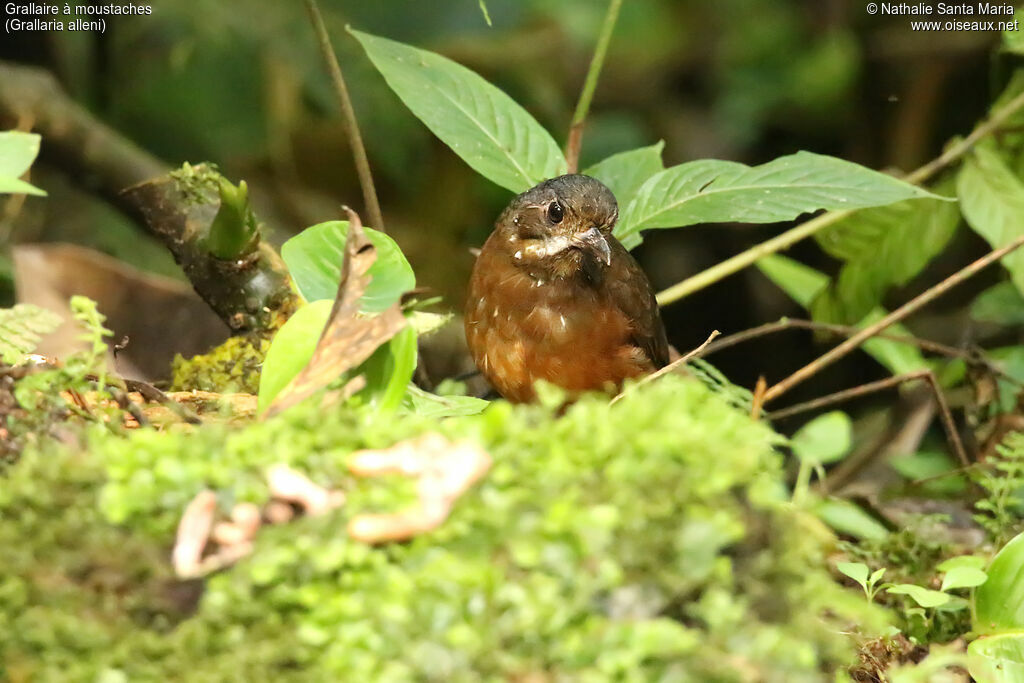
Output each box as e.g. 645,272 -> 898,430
763,235 -> 1024,405
609,329 -> 719,405
655,88 -> 1024,307
303,0 -> 385,231
565,0 -> 623,173
766,369 -> 969,468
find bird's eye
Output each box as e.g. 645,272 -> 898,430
547,201 -> 564,224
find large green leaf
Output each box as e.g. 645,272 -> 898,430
974,531 -> 1024,634
958,146 -> 1024,295
756,254 -> 928,375
0,303 -> 61,363
0,131 -> 46,196
351,29 -> 566,194
583,142 -> 665,220
617,151 -> 941,248
972,282 -> 1024,326
811,189 -> 960,324
281,221 -> 415,312
969,634 -> 1024,683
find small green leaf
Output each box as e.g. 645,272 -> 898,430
870,567 -> 887,585
0,131 -> 46,196
402,384 -> 489,418
281,221 -> 415,312
618,151 -> 942,247
583,142 -> 665,223
937,555 -> 987,573
974,531 -> 1024,634
790,411 -> 852,465
836,561 -> 869,587
351,29 -> 565,193
958,146 -> 1024,295
257,300 -> 333,412
814,499 -> 889,540
0,303 -> 62,364
969,633 -> 1024,683
972,281 -> 1024,326
886,584 -> 951,608
941,566 -> 988,592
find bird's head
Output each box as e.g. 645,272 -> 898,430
496,174 -> 618,282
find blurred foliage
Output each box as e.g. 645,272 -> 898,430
2,368 -> 894,680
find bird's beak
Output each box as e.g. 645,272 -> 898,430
571,227 -> 611,266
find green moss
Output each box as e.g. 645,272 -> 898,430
170,335 -> 268,394
3,376 -> 889,680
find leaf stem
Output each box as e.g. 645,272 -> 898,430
565,0 -> 623,173
303,0 -> 385,232
655,87 -> 1024,307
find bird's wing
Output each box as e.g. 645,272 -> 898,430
607,238 -> 670,369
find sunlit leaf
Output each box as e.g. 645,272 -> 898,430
584,142 -> 665,223
958,146 -> 1024,295
938,555 -> 987,572
940,566 -> 987,592
814,498 -> 889,540
836,561 -> 869,587
618,151 -> 942,248
791,411 -> 852,465
402,384 -> 489,418
0,131 -> 46,196
0,303 -> 61,364
969,633 -> 1024,683
886,584 -> 950,608
258,300 -> 333,413
281,220 -> 414,312
351,29 -> 566,193
974,531 -> 1024,634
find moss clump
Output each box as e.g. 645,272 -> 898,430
3,376 -> 887,680
170,335 -> 269,394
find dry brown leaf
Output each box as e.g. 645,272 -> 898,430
264,209 -> 406,418
347,433 -> 492,544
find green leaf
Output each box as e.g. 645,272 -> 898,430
1004,5 -> 1024,54
969,633 -> 1024,683
0,303 -> 62,364
583,142 -> 665,221
814,498 -> 889,540
836,561 -> 869,587
974,531 -> 1024,634
755,254 -> 828,308
790,411 -> 852,465
889,451 -> 966,495
958,146 -> 1024,295
350,29 -> 565,193
617,151 -> 941,247
756,254 -> 929,375
402,384 -> 489,418
0,131 -> 46,196
258,300 -> 333,412
257,302 -> 418,413
938,555 -> 987,573
940,566 -> 988,592
811,190 -> 960,324
886,584 -> 951,608
870,567 -> 887,585
972,281 -> 1024,326
281,221 -> 415,312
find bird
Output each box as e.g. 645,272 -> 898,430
465,174 -> 669,403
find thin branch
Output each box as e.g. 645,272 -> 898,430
763,235 -> 1024,404
767,369 -> 969,469
609,329 -> 719,405
565,0 -> 623,173
655,87 -> 1024,307
695,316 -> 1024,387
303,0 -> 385,231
